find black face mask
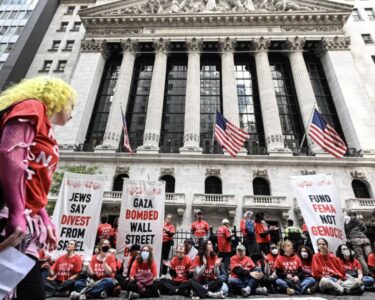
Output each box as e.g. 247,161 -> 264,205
102,245 -> 110,253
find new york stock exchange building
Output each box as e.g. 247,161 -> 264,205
26,0 -> 375,240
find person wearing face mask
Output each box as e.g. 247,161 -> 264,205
336,244 -> 374,293
71,239 -> 117,299
263,243 -> 278,293
127,245 -> 159,299
297,246 -> 317,293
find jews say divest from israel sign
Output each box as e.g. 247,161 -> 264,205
290,174 -> 346,253
51,172 -> 105,260
116,179 -> 165,276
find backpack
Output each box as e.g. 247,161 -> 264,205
245,219 -> 255,235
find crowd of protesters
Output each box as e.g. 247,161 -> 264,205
30,211 -> 375,300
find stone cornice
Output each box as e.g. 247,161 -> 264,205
314,36 -> 351,56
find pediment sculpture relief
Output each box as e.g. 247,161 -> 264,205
104,0 -> 317,16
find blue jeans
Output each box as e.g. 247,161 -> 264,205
74,278 -> 115,298
229,277 -> 258,291
276,277 -> 315,295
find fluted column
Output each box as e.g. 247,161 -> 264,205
180,38 -> 203,154
252,37 -> 290,155
56,39 -> 108,151
98,39 -> 138,151
284,36 -> 321,154
137,38 -> 170,153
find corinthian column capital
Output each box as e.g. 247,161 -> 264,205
153,38 -> 171,54
120,38 -> 139,54
315,36 -> 350,57
218,37 -> 237,53
185,37 -> 203,53
251,37 -> 271,52
284,36 -> 306,52
81,39 -> 109,59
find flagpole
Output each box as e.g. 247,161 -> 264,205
298,104 -> 317,153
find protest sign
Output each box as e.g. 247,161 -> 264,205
51,172 -> 105,261
117,179 -> 165,276
290,174 -> 346,253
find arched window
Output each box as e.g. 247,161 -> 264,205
205,176 -> 222,194
112,174 -> 129,191
253,177 -> 270,195
352,180 -> 371,198
160,175 -> 175,193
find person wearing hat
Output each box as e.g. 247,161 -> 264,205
191,210 -> 210,247
240,211 -> 258,256
229,243 -> 266,297
217,219 -> 232,274
184,238 -> 198,260
115,244 -> 141,292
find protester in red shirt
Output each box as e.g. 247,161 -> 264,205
254,213 -> 278,254
265,243 -> 278,276
127,245 -> 159,299
312,238 -> 360,295
229,243 -> 265,297
217,218 -> 232,274
336,244 -> 372,293
44,240 -> 82,297
297,246 -> 314,281
274,240 -> 315,295
191,210 -> 209,247
161,214 -> 176,275
368,252 -> 375,278
110,217 -> 118,248
71,239 -> 117,299
97,215 -> 113,243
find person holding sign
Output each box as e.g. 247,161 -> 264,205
0,76 -> 76,300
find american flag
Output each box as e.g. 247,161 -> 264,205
215,111 -> 250,157
121,106 -> 133,153
308,108 -> 347,158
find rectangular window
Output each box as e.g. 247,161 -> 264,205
362,34 -> 374,44
50,40 -> 60,51
5,43 -> 14,53
71,22 -> 81,31
40,60 -> 52,72
55,60 -> 67,72
0,26 -> 8,35
372,56 -> 375,64
80,6 -> 88,10
0,43 -> 7,55
66,6 -> 75,15
14,26 -> 24,35
64,40 -> 74,51
9,11 -> 17,19
1,11 -> 11,20
365,8 -> 375,20
7,26 -> 17,35
58,22 -> 68,31
352,9 -> 361,21
24,10 -> 32,19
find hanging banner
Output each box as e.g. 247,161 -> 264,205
290,174 -> 346,253
51,172 -> 105,261
117,179 -> 165,276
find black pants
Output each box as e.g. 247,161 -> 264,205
218,252 -> 231,275
127,280 -> 159,298
243,234 -> 259,256
259,243 -> 270,255
161,241 -> 172,275
44,279 -> 76,297
158,278 -> 191,296
16,255 -> 45,300
115,274 -> 129,290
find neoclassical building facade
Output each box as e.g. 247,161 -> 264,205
26,0 -> 375,238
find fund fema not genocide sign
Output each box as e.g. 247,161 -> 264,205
290,174 -> 346,253
51,172 -> 105,261
116,179 -> 165,276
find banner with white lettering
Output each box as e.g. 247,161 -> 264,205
290,174 -> 346,252
51,172 -> 105,261
116,179 -> 165,276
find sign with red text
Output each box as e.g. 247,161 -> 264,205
51,172 -> 105,261
116,179 -> 165,276
290,174 -> 346,253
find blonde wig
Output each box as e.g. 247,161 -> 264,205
0,76 -> 77,115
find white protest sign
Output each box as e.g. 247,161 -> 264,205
51,172 -> 105,261
117,179 -> 165,276
290,174 -> 346,252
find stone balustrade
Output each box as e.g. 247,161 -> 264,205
193,194 -> 236,207
243,195 -> 289,210
345,198 -> 375,213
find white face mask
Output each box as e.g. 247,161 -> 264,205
271,249 -> 278,255
301,252 -> 308,259
342,249 -> 350,257
141,251 -> 149,261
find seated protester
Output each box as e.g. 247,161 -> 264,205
336,244 -> 374,293
127,245 -> 159,299
108,248 -> 122,296
275,240 -> 315,295
116,244 -> 141,292
297,246 -> 318,293
44,240 -> 82,297
39,248 -> 53,280
159,243 -> 194,296
265,243 -> 278,277
368,251 -> 375,280
71,239 -> 117,299
184,238 -> 198,261
229,244 -> 265,297
312,238 -> 361,295
193,239 -> 228,299
261,244 -> 279,293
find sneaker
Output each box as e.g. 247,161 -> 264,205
208,290 -> 225,298
286,288 -> 295,295
255,287 -> 268,296
128,291 -> 140,299
70,291 -> 81,300
241,286 -> 251,297
99,290 -> 107,299
305,288 -> 312,295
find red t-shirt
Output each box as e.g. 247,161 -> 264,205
217,225 -> 231,253
52,254 -> 82,282
230,254 -> 255,279
275,254 -> 302,276
90,254 -> 117,280
97,223 -> 113,240
194,254 -> 218,281
191,220 -> 209,238
111,227 -> 118,247
255,222 -> 271,243
1,99 -> 59,214
341,258 -> 362,272
240,219 -> 247,236
301,259 -> 312,275
368,253 -> 375,277
130,260 -> 158,279
302,224 -> 308,232
170,255 -> 193,282
163,223 -> 176,242
265,253 -> 278,273
312,252 -> 345,279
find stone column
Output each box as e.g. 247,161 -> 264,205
252,37 -> 290,155
284,36 -> 321,154
180,38 -> 203,154
55,39 -> 108,151
97,39 -> 138,152
317,36 -> 375,157
137,38 -> 170,153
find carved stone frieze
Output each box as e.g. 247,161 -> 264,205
251,37 -> 271,52
184,133 -> 200,143
115,166 -> 130,174
301,170 -> 316,175
81,39 -> 108,58
103,131 -> 120,142
160,167 -> 175,176
120,38 -> 140,54
153,38 -> 171,53
281,25 -> 343,33
284,36 -> 306,51
185,38 -> 203,53
206,168 -> 221,176
85,28 -> 142,37
253,169 -> 268,178
350,171 -> 367,180
266,134 -> 284,145
315,36 -> 350,56
218,37 -> 237,53
144,132 -> 160,143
